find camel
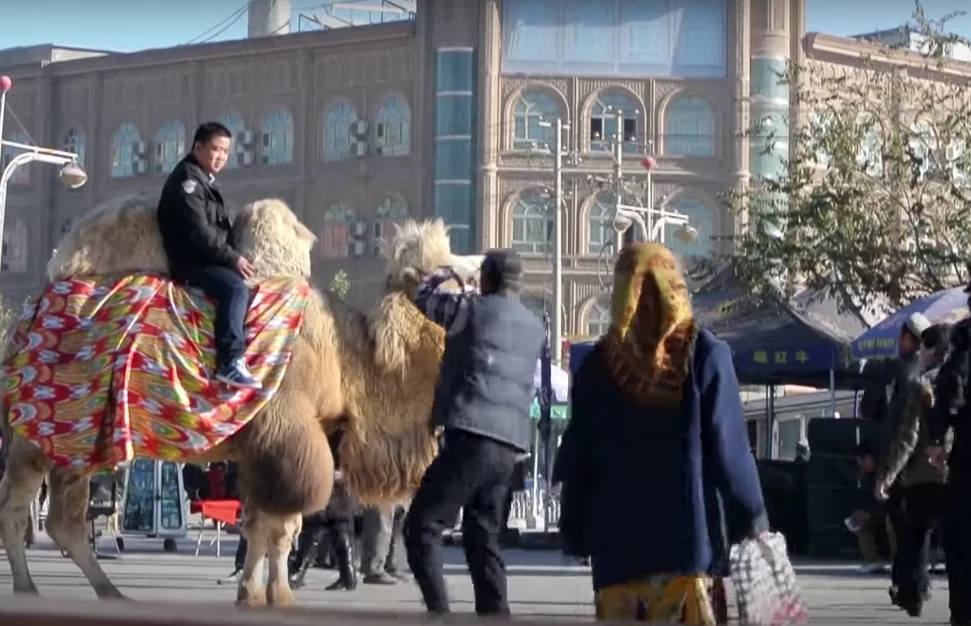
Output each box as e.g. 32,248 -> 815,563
0,194 -> 480,607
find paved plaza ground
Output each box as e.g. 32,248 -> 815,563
0,534 -> 953,623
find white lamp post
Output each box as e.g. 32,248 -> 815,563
0,75 -> 88,278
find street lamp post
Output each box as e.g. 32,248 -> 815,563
0,75 -> 88,279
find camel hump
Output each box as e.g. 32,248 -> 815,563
48,195 -> 317,282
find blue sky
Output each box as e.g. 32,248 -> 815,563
0,0 -> 968,54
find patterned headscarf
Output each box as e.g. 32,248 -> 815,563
602,243 -> 698,406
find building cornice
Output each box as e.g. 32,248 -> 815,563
6,21 -> 416,80
804,32 -> 971,81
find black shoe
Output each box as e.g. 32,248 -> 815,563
363,571 -> 399,585
325,530 -> 357,591
215,359 -> 262,390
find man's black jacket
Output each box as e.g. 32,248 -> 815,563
156,155 -> 239,279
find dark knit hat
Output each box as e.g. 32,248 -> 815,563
482,248 -> 523,292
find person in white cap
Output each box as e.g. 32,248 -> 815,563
873,311 -> 933,615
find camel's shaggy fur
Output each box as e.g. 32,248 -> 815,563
47,195 -> 315,281
2,196 -> 470,606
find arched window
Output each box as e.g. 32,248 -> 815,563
324,102 -> 358,161
375,96 -> 411,157
809,111 -> 835,168
3,131 -> 32,185
666,196 -> 715,261
664,96 -> 715,157
111,123 -> 142,178
857,119 -> 883,177
586,295 -> 611,338
219,112 -> 247,169
590,92 -> 639,153
1,217 -> 28,273
261,108 -> 294,165
513,89 -> 561,151
154,120 -> 186,174
588,192 -> 614,255
511,191 -> 553,254
946,139 -> 968,187
319,203 -> 356,259
373,196 -> 409,253
909,121 -> 938,180
63,128 -> 86,168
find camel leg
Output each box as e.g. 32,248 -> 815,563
0,437 -> 50,594
265,512 -> 301,607
45,468 -> 125,600
236,511 -> 268,607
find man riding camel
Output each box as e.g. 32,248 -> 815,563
156,121 -> 260,389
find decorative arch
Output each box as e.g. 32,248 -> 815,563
261,108 -> 294,165
219,111 -> 247,168
319,202 -> 356,259
581,292 -> 611,339
508,188 -> 554,254
110,123 -> 142,178
1,216 -> 29,273
373,195 -> 410,253
63,127 -> 87,168
665,193 -> 718,261
506,84 -> 567,151
584,191 -> 615,255
154,119 -> 186,174
323,100 -> 359,162
3,131 -> 32,185
660,93 -> 716,157
583,87 -> 644,153
374,94 -> 411,157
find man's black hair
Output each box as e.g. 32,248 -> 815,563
922,323 -> 949,350
481,248 -> 523,294
192,121 -> 232,147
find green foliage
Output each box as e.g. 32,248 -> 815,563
329,270 -> 350,300
719,1 -> 971,317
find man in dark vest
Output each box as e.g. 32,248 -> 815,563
156,121 -> 260,389
403,249 -> 543,616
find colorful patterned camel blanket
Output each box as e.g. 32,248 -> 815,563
2,274 -> 311,471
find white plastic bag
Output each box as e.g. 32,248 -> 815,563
729,531 -> 809,626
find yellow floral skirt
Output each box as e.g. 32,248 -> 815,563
595,574 -> 726,624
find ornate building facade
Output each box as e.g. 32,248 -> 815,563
5,0 -> 955,344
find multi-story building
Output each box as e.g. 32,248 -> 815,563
2,0 -> 966,347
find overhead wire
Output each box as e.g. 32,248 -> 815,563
186,3 -> 249,45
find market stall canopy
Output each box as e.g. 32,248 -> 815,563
570,276 -> 868,388
851,287 -> 969,360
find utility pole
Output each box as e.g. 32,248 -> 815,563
552,119 -> 564,364
612,110 -> 628,245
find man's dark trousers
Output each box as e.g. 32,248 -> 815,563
180,265 -> 248,366
945,475 -> 971,624
896,482 -> 942,609
405,430 -> 518,615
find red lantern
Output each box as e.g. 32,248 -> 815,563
641,156 -> 657,170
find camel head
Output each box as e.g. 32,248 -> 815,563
48,195 -> 316,282
380,219 -> 483,297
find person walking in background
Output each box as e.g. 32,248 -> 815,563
554,243 -> 768,624
360,500 -> 410,585
848,443 -> 897,575
874,314 -> 936,615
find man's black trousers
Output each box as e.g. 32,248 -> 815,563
179,265 -> 248,366
944,476 -> 971,624
404,430 -> 518,615
896,482 -> 943,609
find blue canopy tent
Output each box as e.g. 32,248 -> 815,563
852,287 -> 970,360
